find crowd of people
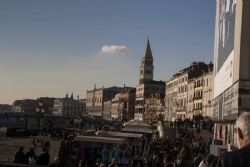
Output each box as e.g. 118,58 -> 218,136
138,127 -> 213,167
14,146 -> 51,166
12,112 -> 250,167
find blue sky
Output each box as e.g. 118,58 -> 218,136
0,0 -> 216,104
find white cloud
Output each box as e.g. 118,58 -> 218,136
101,45 -> 128,54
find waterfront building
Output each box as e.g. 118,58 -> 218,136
53,93 -> 85,117
36,97 -> 55,115
12,99 -> 37,113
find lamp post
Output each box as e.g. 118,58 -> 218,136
36,102 -> 44,132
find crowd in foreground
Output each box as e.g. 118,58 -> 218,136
13,112 -> 250,167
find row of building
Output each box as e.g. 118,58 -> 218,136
12,94 -> 86,117
86,40 -> 165,121
85,39 -> 215,121
165,62 -> 214,121
86,85 -> 136,121
11,39 -> 214,122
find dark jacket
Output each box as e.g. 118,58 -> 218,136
24,149 -> 36,164
210,145 -> 250,167
176,159 -> 194,167
14,150 -> 25,164
37,151 -> 50,165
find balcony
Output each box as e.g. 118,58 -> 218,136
193,107 -> 202,111
194,84 -> 202,88
192,96 -> 202,100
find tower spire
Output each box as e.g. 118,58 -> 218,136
139,38 -> 154,84
143,37 -> 153,58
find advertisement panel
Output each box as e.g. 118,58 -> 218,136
214,0 -> 237,98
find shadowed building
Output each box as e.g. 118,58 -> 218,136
110,87 -> 136,120
86,86 -> 133,118
12,99 -> 37,113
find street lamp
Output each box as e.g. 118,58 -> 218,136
36,102 -> 45,131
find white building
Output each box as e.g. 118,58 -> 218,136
53,94 -> 85,117
165,62 -> 213,120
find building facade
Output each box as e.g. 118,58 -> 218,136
187,79 -> 195,119
211,0 -> 250,146
176,72 -> 189,119
12,99 -> 37,113
36,97 -> 55,115
202,71 -> 213,117
111,94 -> 120,120
110,88 -> 136,120
103,100 -> 112,120
187,68 -> 214,119
86,86 -> 133,117
165,62 -> 213,120
53,94 -> 85,117
193,76 -> 204,116
144,94 -> 164,121
119,88 -> 136,121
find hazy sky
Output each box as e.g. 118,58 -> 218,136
0,0 -> 216,104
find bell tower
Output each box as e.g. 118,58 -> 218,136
139,38 -> 154,84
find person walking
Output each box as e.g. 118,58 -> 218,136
175,145 -> 194,167
14,147 -> 25,164
37,148 -> 50,165
108,158 -> 119,167
163,154 -> 174,167
24,147 -> 36,164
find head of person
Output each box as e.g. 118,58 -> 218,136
96,158 -> 101,165
18,146 -> 23,152
43,148 -> 48,153
29,147 -> 34,152
193,154 -> 203,166
178,145 -> 192,161
111,158 -> 117,164
163,154 -> 172,165
99,162 -> 105,167
53,157 -> 59,165
79,160 -> 85,167
236,112 -> 250,149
